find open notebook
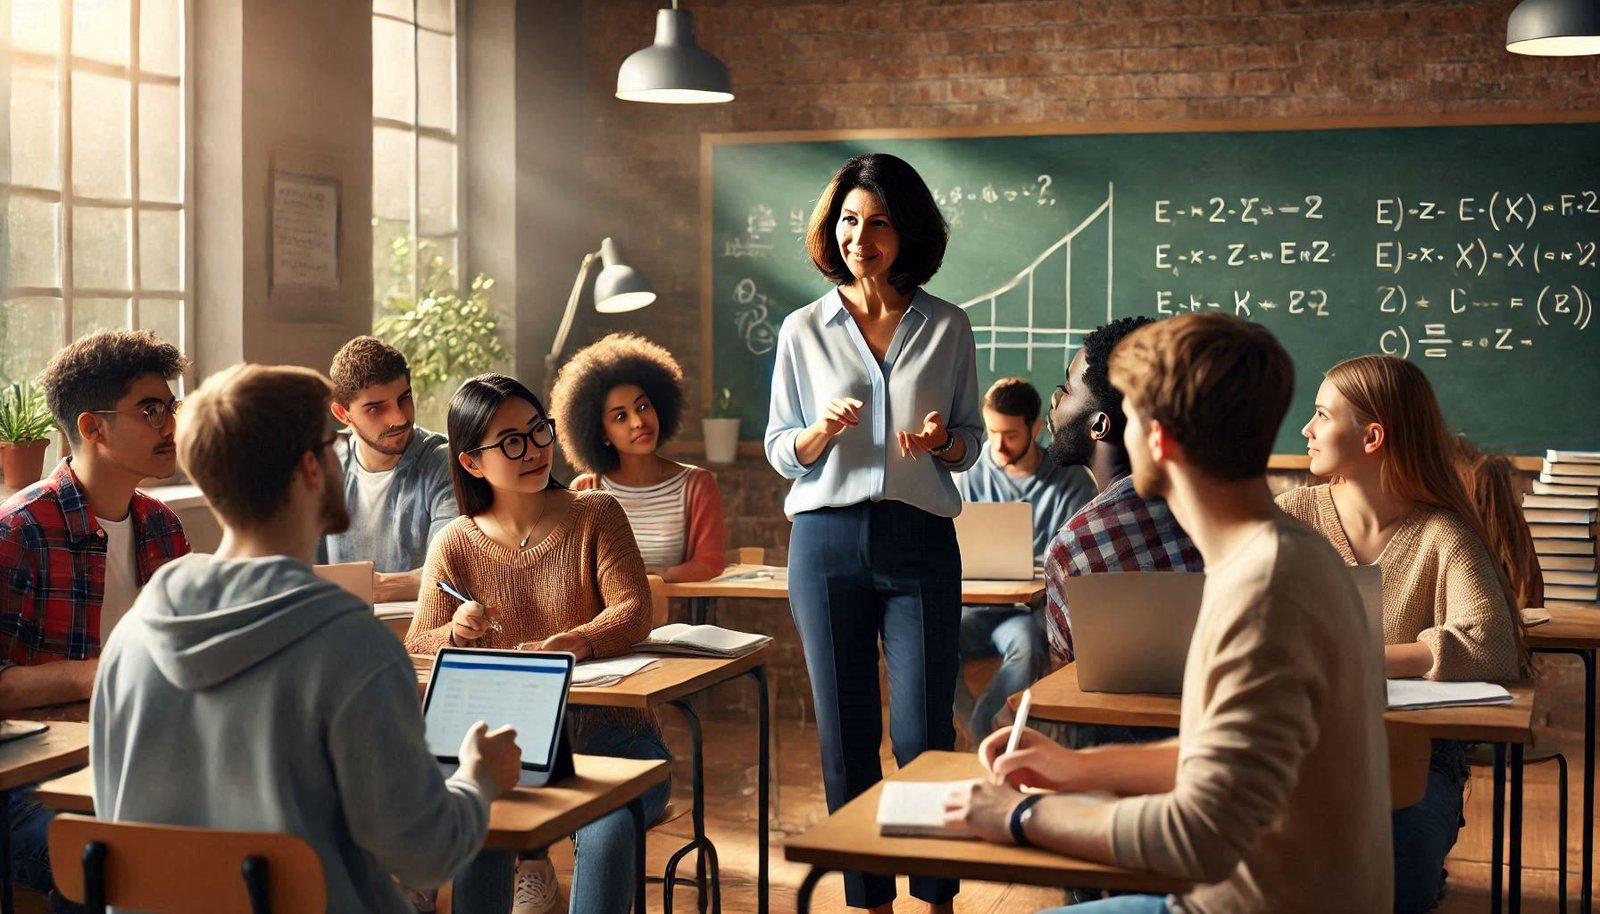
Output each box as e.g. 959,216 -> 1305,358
876,781 -> 975,839
635,623 -> 771,658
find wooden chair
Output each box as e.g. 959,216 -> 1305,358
646,574 -> 670,628
48,814 -> 325,913
725,547 -> 763,567
1386,719 -> 1431,809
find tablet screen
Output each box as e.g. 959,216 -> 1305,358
422,651 -> 572,770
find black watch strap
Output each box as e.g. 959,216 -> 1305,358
929,430 -> 956,455
1009,793 -> 1046,846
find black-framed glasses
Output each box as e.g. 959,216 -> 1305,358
88,399 -> 182,429
467,418 -> 556,461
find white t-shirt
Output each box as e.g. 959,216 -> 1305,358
98,514 -> 140,639
349,459 -> 399,562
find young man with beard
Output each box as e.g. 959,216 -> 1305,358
321,337 -> 456,601
946,313 -> 1392,914
1041,318 -> 1202,672
0,330 -> 189,907
954,377 -> 1095,737
92,363 -> 522,912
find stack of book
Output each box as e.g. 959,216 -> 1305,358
1527,449 -> 1600,611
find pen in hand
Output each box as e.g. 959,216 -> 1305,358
437,581 -> 503,632
1004,688 -> 1033,756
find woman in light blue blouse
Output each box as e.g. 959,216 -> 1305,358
765,153 -> 982,914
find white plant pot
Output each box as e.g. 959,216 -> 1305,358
702,417 -> 741,465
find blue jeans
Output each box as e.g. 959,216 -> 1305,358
7,788 -> 55,892
1042,895 -> 1171,913
1392,740 -> 1468,914
956,603 -> 1046,738
452,725 -> 673,914
789,501 -> 961,909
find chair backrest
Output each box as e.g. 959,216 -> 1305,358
313,561 -> 375,605
726,546 -> 764,566
646,574 -> 670,627
1385,719 -> 1430,809
49,814 -> 326,914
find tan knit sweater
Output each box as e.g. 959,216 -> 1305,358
1276,484 -> 1520,681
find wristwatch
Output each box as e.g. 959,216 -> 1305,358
1009,793 -> 1046,846
929,430 -> 957,456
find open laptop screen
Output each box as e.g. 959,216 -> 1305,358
422,649 -> 573,771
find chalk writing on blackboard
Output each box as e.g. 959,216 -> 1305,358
732,278 -> 780,355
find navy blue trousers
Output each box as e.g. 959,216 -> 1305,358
789,500 -> 961,908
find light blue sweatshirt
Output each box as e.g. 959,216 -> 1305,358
91,554 -> 492,913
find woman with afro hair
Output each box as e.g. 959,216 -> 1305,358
551,333 -> 727,582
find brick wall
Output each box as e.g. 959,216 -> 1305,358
568,0 -> 1597,725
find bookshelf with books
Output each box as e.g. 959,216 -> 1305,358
1529,450 -> 1600,610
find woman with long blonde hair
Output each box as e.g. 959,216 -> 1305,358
1277,353 -> 1525,914
1456,436 -> 1544,611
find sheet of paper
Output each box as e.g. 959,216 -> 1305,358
572,655 -> 658,687
1386,679 -> 1513,710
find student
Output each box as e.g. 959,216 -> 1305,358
551,332 -> 727,582
1277,353 -> 1525,914
954,377 -> 1094,737
405,373 -> 668,914
321,336 -> 456,601
91,363 -> 520,912
766,152 -> 982,914
1456,436 -> 1544,610
0,329 -> 190,903
946,312 -> 1393,914
1040,318 -> 1199,749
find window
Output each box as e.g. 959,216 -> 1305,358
0,0 -> 188,389
371,0 -> 461,316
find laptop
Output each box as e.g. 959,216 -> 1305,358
421,648 -> 576,787
953,502 -> 1035,581
313,561 -> 375,605
1068,572 -> 1206,694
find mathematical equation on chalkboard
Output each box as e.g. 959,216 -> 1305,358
1148,190 -> 1597,359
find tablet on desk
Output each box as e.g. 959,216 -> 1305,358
0,721 -> 48,745
421,648 -> 575,787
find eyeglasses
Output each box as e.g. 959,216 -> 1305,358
467,418 -> 556,461
88,399 -> 182,429
312,430 -> 341,454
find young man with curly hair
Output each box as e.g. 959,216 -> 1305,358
321,336 -> 456,602
550,333 -> 726,583
0,328 -> 190,906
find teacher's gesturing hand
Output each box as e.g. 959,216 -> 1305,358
899,410 -> 966,463
794,396 -> 864,466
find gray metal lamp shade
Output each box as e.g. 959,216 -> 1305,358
616,6 -> 733,104
593,238 -> 656,314
1508,0 -> 1600,55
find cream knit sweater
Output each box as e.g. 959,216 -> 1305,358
1276,484 -> 1520,681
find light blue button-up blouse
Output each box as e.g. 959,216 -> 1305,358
764,287 -> 983,520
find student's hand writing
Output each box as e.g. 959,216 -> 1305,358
898,411 -> 948,460
943,779 -> 1026,845
533,632 -> 592,661
457,721 -> 522,797
980,725 -> 1081,791
816,397 -> 864,437
451,600 -> 498,643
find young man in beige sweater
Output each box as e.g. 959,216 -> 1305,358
945,313 -> 1393,914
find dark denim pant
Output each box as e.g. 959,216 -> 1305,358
789,501 -> 962,909
1392,740 -> 1469,914
7,788 -> 54,892
956,602 -> 1047,739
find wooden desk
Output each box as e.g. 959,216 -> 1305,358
660,565 -> 1046,613
35,756 -> 668,914
784,750 -> 1187,912
0,720 -> 89,914
1024,663 -> 1537,914
1528,607 -> 1600,914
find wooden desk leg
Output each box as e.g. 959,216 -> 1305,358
796,866 -> 829,914
1510,742 -> 1524,914
1492,743 -> 1506,914
749,665 -> 771,914
1536,647 -> 1594,914
630,798 -> 647,914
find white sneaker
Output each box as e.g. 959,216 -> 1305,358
513,855 -> 561,914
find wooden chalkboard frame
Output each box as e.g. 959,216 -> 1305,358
701,111 -> 1600,468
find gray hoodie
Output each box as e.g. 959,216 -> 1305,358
91,553 -> 492,913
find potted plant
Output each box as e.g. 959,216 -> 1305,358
0,381 -> 57,488
702,387 -> 740,465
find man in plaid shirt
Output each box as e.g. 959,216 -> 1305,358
1042,318 -> 1201,752
0,329 -> 189,903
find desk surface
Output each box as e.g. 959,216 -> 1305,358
413,648 -> 768,708
0,720 -> 89,791
1027,664 -> 1537,744
661,564 -> 1045,605
784,750 -> 1188,894
1527,606 -> 1600,651
35,754 -> 667,852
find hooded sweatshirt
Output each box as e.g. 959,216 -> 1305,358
91,553 -> 493,913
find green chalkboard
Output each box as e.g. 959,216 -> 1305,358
701,115 -> 1600,457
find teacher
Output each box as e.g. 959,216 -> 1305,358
765,152 -> 981,914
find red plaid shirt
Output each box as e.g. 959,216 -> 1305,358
0,458 -> 190,670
